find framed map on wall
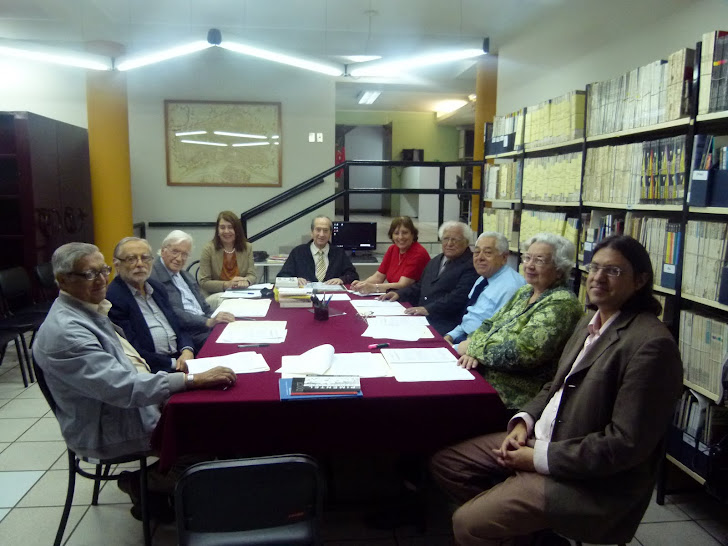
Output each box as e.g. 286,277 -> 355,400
164,100 -> 282,187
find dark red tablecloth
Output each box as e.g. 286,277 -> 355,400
152,298 -> 508,470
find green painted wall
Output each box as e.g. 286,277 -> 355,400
336,110 -> 459,212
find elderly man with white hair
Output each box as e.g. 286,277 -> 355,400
149,230 -> 235,352
381,221 -> 478,336
444,232 -> 525,349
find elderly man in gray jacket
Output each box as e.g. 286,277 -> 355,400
149,230 -> 235,351
33,242 -> 236,517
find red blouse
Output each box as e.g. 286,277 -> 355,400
378,241 -> 430,283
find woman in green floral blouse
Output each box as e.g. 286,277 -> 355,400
457,233 -> 583,410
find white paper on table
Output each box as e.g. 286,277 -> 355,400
276,287 -> 310,296
350,300 -> 407,316
324,293 -> 351,301
216,321 -> 288,344
280,352 -> 392,378
219,290 -> 262,299
362,319 -> 434,341
278,344 -> 334,375
348,290 -> 386,297
186,352 -> 270,374
212,299 -> 271,318
306,282 -> 345,292
380,347 -> 473,382
249,283 -> 274,290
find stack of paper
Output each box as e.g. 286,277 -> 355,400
216,321 -> 288,344
186,351 -> 270,374
277,344 -> 392,378
362,316 -> 433,341
380,347 -> 473,382
350,300 -> 407,316
212,298 -> 271,318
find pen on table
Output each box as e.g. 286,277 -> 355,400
368,343 -> 390,350
237,343 -> 270,348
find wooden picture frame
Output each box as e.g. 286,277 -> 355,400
164,100 -> 282,187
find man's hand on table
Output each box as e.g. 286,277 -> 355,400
378,292 -> 399,302
175,349 -> 194,373
189,366 -> 237,389
324,278 -> 344,285
207,312 -> 236,328
404,306 -> 428,316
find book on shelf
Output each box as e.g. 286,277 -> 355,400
699,30 -> 728,114
482,208 -> 518,247
680,310 -> 728,401
520,210 -> 579,249
587,48 -> 693,136
522,152 -> 582,202
682,220 -> 728,302
522,90 -> 585,148
487,110 -> 525,154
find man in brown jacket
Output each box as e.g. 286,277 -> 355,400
431,235 -> 683,545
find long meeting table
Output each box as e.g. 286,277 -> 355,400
152,296 -> 508,471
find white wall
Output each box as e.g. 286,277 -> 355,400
0,48 -> 337,264
496,0 -> 728,114
127,48 -> 336,259
0,58 -> 88,127
344,125 -> 384,211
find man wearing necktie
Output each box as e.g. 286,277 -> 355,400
444,232 -> 525,349
380,221 -> 479,336
278,215 -> 359,286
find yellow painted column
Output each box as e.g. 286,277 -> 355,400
472,54 -> 498,232
86,42 -> 133,263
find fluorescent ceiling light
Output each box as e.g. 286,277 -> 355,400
231,142 -> 270,147
180,140 -> 227,147
116,41 -> 212,71
0,44 -> 111,70
176,130 -> 207,136
434,99 -> 468,114
219,41 -> 344,76
350,48 -> 484,77
357,91 -> 381,105
343,55 -> 382,63
271,135 -> 280,139
214,131 -> 267,139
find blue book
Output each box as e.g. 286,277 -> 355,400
278,378 -> 363,401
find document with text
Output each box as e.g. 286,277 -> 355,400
362,316 -> 434,341
212,298 -> 272,318
380,347 -> 474,382
215,320 -> 287,344
278,343 -> 392,377
186,351 -> 270,374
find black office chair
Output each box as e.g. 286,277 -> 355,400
175,454 -> 325,546
0,329 -> 31,385
186,260 -> 201,282
0,266 -> 52,317
34,262 -> 59,302
31,357 -> 151,546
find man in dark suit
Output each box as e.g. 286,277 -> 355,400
107,237 -> 196,374
381,221 -> 478,336
430,235 -> 683,546
149,230 -> 235,352
278,215 -> 359,285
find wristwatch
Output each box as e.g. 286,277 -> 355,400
186,374 -> 195,388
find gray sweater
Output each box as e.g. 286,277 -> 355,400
33,293 -> 186,459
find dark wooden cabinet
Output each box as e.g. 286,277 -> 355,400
0,111 -> 94,271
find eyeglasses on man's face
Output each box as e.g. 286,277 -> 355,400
69,265 -> 112,281
521,254 -> 553,267
116,254 -> 154,266
165,248 -> 190,259
586,263 -> 624,277
441,237 -> 465,244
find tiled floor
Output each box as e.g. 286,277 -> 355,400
1,343 -> 727,545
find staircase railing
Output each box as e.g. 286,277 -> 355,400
147,159 -> 486,243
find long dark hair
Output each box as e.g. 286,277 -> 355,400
589,235 -> 662,316
213,210 -> 247,251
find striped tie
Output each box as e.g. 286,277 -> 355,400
315,250 -> 326,282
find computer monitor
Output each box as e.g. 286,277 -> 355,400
331,221 -> 377,253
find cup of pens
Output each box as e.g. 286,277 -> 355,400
311,293 -> 330,321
